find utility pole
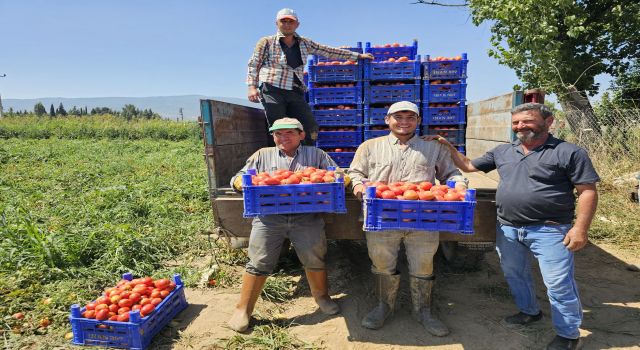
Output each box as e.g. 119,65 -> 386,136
0,74 -> 5,119
179,107 -> 184,121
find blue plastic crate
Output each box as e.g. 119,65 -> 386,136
314,42 -> 363,63
364,106 -> 391,125
364,126 -> 389,140
422,82 -> 467,103
365,40 -> 418,61
421,126 -> 465,145
457,145 -> 466,155
308,83 -> 363,105
423,54 -> 468,79
69,273 -> 188,350
308,60 -> 363,82
311,106 -> 363,126
325,151 -> 356,168
241,168 -> 347,217
421,103 -> 466,125
363,186 -> 476,234
316,126 -> 363,147
365,81 -> 421,104
364,58 -> 421,81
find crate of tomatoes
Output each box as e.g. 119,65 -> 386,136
363,181 -> 476,234
68,273 -> 187,350
242,166 -> 347,217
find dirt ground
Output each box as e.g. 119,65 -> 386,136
164,240 -> 640,350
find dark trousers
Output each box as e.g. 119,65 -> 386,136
260,83 -> 318,146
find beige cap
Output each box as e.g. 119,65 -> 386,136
268,117 -> 304,132
387,101 -> 420,117
276,8 -> 298,21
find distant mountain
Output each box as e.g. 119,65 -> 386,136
1,95 -> 261,121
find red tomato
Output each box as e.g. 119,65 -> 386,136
110,295 -> 122,305
140,277 -> 153,286
117,307 -> 131,315
132,304 -> 142,311
381,190 -> 396,199
153,279 -> 170,290
95,309 -> 109,321
140,304 -> 155,317
108,304 -> 119,313
403,190 -> 419,200
82,310 -> 96,319
283,175 -> 301,184
419,181 -> 433,191
140,298 -> 151,306
118,299 -> 134,308
95,304 -> 109,311
150,297 -> 163,306
310,174 -> 324,183
108,315 -> 119,321
418,191 -> 435,201
159,290 -> 170,298
96,296 -> 111,305
128,292 -> 142,304
85,303 -> 96,311
323,175 -> 335,183
150,290 -> 161,299
117,313 -> 130,322
444,192 -> 461,201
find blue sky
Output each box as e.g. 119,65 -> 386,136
0,1 -> 608,103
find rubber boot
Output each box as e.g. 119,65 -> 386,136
361,273 -> 401,330
227,272 -> 267,332
305,269 -> 340,315
410,275 -> 450,337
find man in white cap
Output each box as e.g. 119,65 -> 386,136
347,101 -> 467,336
228,117 -> 344,332
247,8 -> 374,145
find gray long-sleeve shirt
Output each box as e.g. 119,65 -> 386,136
347,134 -> 465,189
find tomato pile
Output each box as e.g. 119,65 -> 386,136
428,103 -> 460,108
323,147 -> 356,152
365,181 -> 467,201
372,42 -> 408,48
80,277 -> 176,322
318,127 -> 358,132
380,56 -> 412,63
251,168 -> 337,185
427,56 -> 464,61
429,79 -> 463,85
316,60 -> 357,66
313,83 -> 357,88
313,105 -> 355,110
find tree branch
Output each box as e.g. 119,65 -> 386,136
412,0 -> 468,7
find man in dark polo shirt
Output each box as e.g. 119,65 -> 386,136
437,103 -> 599,350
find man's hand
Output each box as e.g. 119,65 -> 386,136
248,86 -> 260,103
563,226 -> 588,252
421,135 -> 454,147
359,53 -> 375,60
353,184 -> 365,201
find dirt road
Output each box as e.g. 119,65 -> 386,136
169,241 -> 639,350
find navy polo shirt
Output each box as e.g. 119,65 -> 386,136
471,134 -> 600,226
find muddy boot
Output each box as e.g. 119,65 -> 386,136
361,273 -> 401,330
410,275 -> 450,337
227,272 -> 267,332
305,269 -> 340,315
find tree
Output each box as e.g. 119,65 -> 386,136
121,104 -> 139,121
609,59 -> 640,109
34,102 -> 46,116
419,1 -> 640,136
49,104 -> 56,117
56,103 -> 67,116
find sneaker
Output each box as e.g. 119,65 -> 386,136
504,311 -> 542,325
546,335 -> 583,350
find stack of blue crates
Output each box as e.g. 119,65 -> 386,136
307,43 -> 364,167
363,40 -> 421,141
421,53 -> 468,154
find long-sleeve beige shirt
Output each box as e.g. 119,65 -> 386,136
347,133 -> 466,189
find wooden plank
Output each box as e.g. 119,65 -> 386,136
466,92 -> 515,143
208,100 -> 269,146
212,194 -> 498,242
211,142 -> 264,189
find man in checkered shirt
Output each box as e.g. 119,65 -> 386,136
247,8 -> 374,145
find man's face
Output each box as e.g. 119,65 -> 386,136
511,110 -> 553,143
276,18 -> 299,35
273,128 -> 304,152
385,111 -> 419,137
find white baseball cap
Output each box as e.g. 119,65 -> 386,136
387,101 -> 420,117
276,8 -> 298,21
268,117 -> 304,132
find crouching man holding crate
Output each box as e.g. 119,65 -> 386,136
348,101 -> 467,336
228,117 -> 346,332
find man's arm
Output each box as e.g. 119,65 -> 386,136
563,183 -> 598,252
347,144 -> 370,200
230,150 -> 263,191
306,39 -> 374,61
247,37 -> 269,103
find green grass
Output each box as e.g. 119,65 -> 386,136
221,323 -> 324,350
0,134 -> 215,345
0,115 -> 201,141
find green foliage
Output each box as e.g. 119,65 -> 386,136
468,0 -> 640,97
33,102 -> 46,116
0,115 -> 201,141
0,135 -> 212,338
222,323 -> 323,349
